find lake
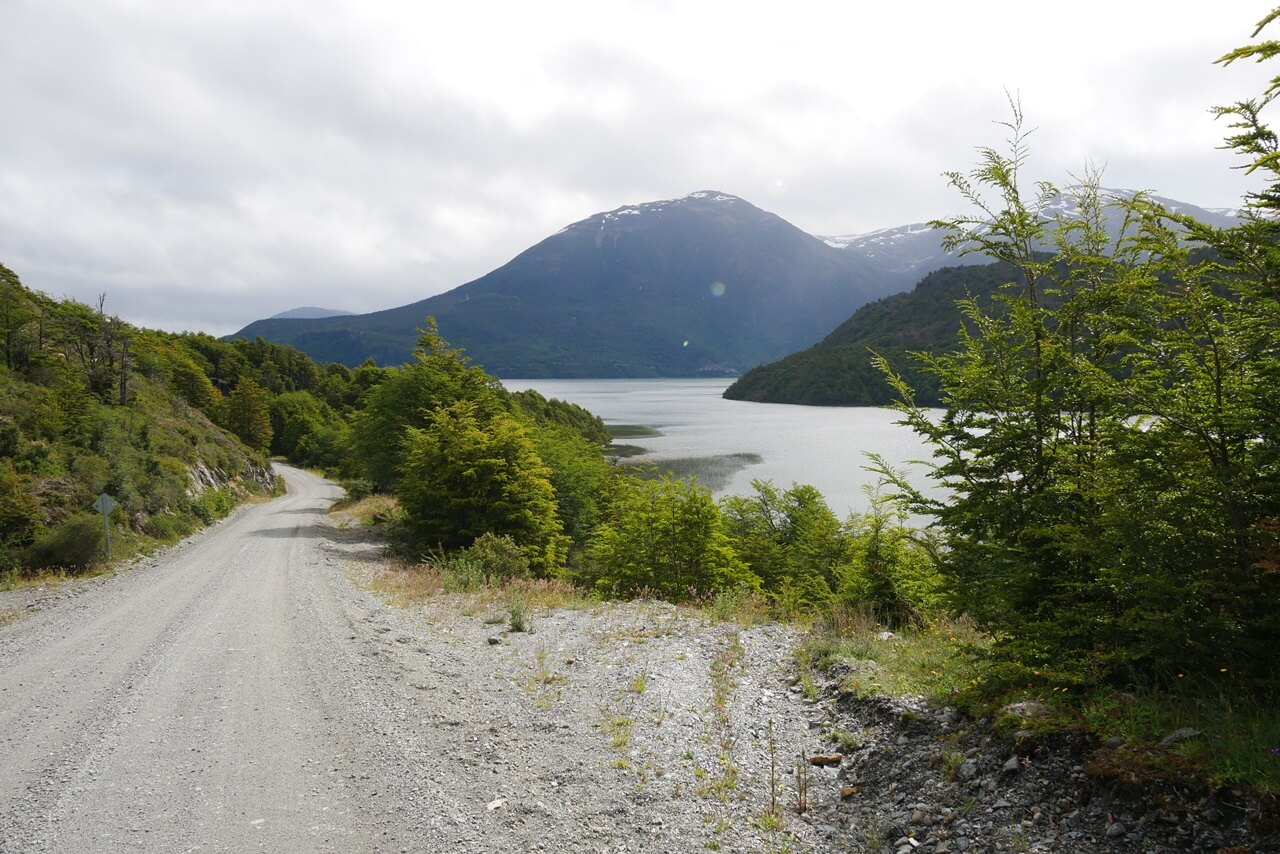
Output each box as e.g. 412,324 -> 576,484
501,378 -> 940,518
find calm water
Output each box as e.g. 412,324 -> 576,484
502,378 -> 939,517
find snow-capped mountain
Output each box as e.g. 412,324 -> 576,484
820,188 -> 1243,279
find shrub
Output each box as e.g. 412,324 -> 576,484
837,491 -> 943,627
396,401 -> 568,575
459,532 -> 530,581
341,478 -> 375,501
28,512 -> 105,568
583,475 -> 760,601
144,512 -> 198,541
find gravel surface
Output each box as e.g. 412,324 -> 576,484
6,466 -> 1272,852
0,466 -> 836,853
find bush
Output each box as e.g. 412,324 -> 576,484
28,512 -> 105,568
459,532 -> 530,581
187,487 -> 236,524
439,555 -> 486,593
583,475 -> 760,601
341,478 -> 375,501
144,512 -> 198,541
838,493 -> 942,627
396,401 -> 569,575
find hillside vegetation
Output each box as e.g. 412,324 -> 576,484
724,260 -> 1021,406
0,265 -> 275,574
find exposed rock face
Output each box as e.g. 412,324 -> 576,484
187,460 -> 275,496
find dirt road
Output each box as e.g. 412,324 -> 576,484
0,466 -> 830,853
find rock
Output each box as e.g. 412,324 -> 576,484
1105,735 -> 1125,748
1156,727 -> 1201,749
486,798 -> 506,811
1001,700 -> 1050,718
809,753 -> 843,767
1002,756 -> 1021,773
1106,820 -> 1126,838
957,760 -> 978,781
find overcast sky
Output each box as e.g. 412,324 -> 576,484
2,1 -> 1275,335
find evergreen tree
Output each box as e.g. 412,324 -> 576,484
224,376 -> 273,452
397,400 -> 568,575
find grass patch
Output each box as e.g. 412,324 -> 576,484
508,595 -> 529,632
622,453 -> 763,492
1074,681 -> 1280,794
604,443 -> 649,459
698,586 -> 772,625
795,607 -> 987,704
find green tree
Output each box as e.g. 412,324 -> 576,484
584,475 -> 758,600
223,376 -> 273,452
353,318 -> 499,491
879,88 -> 1280,681
720,480 -> 848,609
269,390 -> 334,459
397,400 -> 568,575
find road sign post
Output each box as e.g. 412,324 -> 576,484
92,493 -> 118,561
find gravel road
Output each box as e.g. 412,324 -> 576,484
0,466 -> 836,853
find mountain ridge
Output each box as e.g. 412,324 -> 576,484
232,188 -> 1240,378
232,191 -> 909,375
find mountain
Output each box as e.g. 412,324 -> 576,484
231,192 -> 910,376
821,188 -> 1242,279
723,260 -> 1019,406
268,306 -> 353,320
726,189 -> 1243,407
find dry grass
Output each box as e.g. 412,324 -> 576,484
329,494 -> 399,527
366,559 -> 593,613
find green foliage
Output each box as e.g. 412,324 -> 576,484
505,388 -> 610,445
268,390 -> 335,459
0,460 -> 40,567
839,488 -> 943,626
720,480 -> 848,610
0,266 -> 273,575
222,376 -> 273,452
879,93 -> 1280,683
458,532 -> 530,581
353,318 -> 501,491
583,475 -> 759,600
526,423 -> 612,546
396,400 -> 568,575
28,512 -> 104,568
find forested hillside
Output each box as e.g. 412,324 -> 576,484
723,260 -> 1021,406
